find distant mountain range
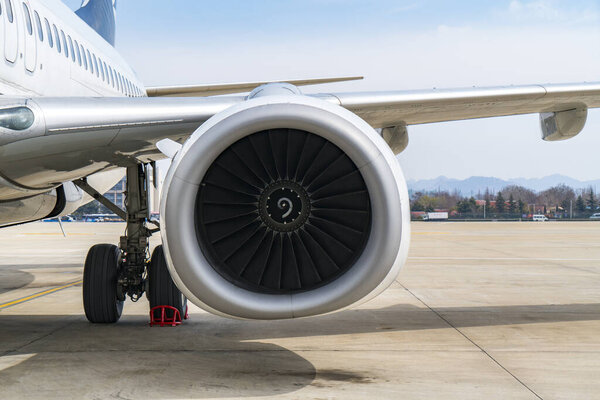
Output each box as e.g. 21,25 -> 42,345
407,174 -> 600,195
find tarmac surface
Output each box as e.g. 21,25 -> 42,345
0,221 -> 599,399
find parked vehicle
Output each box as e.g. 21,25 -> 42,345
532,214 -> 548,221
42,216 -> 74,222
589,213 -> 600,220
422,212 -> 449,221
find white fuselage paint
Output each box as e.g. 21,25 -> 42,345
0,0 -> 145,222
0,0 -> 144,98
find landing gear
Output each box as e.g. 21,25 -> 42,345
83,244 -> 123,323
148,245 -> 188,326
76,164 -> 186,325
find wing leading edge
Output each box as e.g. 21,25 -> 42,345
323,82 -> 600,127
146,76 -> 363,97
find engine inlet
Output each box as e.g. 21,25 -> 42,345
195,129 -> 372,294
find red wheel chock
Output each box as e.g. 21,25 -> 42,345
149,306 -> 182,327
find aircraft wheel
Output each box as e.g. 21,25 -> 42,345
148,245 -> 187,321
83,244 -> 124,323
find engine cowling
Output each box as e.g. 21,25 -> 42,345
160,93 -> 410,319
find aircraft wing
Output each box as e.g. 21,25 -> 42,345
322,82 -> 600,127
1,81 -> 600,193
146,76 -> 363,97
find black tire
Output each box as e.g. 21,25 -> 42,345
148,245 -> 187,320
83,244 -> 124,323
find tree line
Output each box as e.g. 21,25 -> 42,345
411,184 -> 599,218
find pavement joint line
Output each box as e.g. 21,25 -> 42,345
3,348 -> 599,354
397,281 -> 544,400
0,316 -> 79,359
409,256 -> 600,276
409,256 -> 600,261
0,280 -> 83,310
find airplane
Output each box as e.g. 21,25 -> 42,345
1,0 -> 598,325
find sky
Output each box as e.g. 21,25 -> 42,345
64,0 -> 600,181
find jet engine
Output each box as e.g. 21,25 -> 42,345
161,88 -> 410,319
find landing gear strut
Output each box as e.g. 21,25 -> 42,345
76,164 -> 186,324
117,165 -> 153,303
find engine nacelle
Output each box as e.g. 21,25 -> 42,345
161,94 -> 410,319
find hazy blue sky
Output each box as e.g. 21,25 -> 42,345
64,0 -> 600,181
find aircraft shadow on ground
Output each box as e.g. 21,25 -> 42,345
0,316 -> 317,399
0,302 -> 598,398
0,269 -> 35,295
0,264 -> 81,294
204,302 -> 600,340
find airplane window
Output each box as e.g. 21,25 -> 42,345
52,24 -> 61,53
80,45 -> 87,69
74,40 -> 81,66
92,54 -> 99,77
44,19 -> 53,48
98,58 -> 105,81
109,66 -> 115,87
5,0 -> 13,23
60,30 -> 68,58
103,62 -> 110,85
34,11 -> 43,42
107,66 -> 112,87
22,3 -> 32,35
99,61 -> 103,81
86,49 -> 93,74
68,36 -> 75,62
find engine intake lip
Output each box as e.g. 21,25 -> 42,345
195,129 -> 372,294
